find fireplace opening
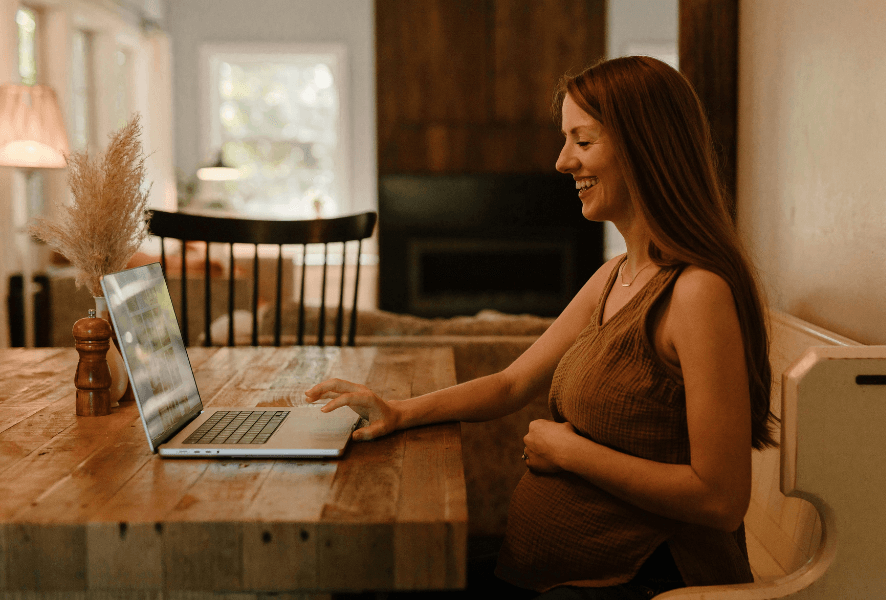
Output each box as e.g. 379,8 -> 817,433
378,174 -> 604,317
421,250 -> 563,294
408,238 -> 574,317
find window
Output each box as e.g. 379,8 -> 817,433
71,30 -> 95,151
202,45 -> 348,219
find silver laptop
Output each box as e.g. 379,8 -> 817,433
99,262 -> 361,458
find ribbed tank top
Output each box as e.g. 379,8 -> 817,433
495,256 -> 753,591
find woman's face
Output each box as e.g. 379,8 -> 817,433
555,93 -> 631,223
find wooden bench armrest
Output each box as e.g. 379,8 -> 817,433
657,520 -> 835,599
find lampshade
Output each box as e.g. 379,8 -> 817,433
196,150 -> 240,181
0,84 -> 70,169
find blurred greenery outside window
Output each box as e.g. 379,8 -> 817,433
200,49 -> 344,219
17,7 -> 37,86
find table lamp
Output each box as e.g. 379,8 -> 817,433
0,84 -> 70,347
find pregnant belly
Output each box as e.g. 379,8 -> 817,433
495,470 -> 676,591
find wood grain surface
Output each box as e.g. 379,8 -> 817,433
0,346 -> 465,597
679,0 -> 739,215
376,0 -> 606,174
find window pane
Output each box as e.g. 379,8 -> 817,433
115,48 -> 133,129
71,30 -> 93,150
16,8 -> 37,85
209,55 -> 341,219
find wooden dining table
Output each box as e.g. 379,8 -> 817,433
0,345 -> 466,597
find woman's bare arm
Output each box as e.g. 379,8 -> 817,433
305,256 -> 623,439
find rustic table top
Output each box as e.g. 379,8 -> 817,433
0,345 -> 465,595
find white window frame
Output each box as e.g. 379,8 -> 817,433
199,42 -> 351,219
113,44 -> 135,130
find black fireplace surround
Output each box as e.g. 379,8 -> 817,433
378,174 -> 604,318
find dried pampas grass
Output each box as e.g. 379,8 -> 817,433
30,114 -> 152,297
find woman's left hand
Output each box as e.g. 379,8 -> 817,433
522,419 -> 578,474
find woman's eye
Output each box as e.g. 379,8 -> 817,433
577,142 -> 590,147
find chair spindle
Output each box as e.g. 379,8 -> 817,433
335,241 -> 347,346
203,242 -> 211,347
227,243 -> 235,347
252,244 -> 259,346
349,238 -> 363,347
160,237 -> 167,273
274,244 -> 283,347
318,243 -> 329,346
297,244 -> 307,346
180,240 -> 189,347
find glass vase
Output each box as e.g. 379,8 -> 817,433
93,296 -> 128,407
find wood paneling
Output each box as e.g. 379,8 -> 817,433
493,0 -> 605,123
377,0 -> 606,174
679,0 -> 739,215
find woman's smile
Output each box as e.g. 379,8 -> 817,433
555,94 -> 630,222
576,177 -> 599,199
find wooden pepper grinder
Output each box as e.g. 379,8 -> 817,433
73,309 -> 112,416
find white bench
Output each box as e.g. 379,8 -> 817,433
660,311 -> 886,598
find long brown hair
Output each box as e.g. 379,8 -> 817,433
556,56 -> 778,450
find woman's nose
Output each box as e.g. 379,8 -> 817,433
556,146 -> 577,174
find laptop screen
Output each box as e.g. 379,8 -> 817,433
100,263 -> 203,451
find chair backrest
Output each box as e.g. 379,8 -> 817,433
147,210 -> 377,347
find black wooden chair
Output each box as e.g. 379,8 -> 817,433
147,210 -> 377,347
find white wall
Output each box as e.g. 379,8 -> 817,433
604,0 -> 678,260
165,0 -> 376,216
737,0 -> 886,344
607,0 -> 678,62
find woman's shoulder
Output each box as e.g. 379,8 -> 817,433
669,265 -> 738,325
672,265 -> 733,300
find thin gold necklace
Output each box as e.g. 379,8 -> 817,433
619,259 -> 653,287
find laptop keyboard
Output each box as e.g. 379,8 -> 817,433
183,410 -> 289,445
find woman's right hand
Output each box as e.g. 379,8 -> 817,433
304,378 -> 401,441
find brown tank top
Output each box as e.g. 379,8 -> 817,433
495,256 -> 753,591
